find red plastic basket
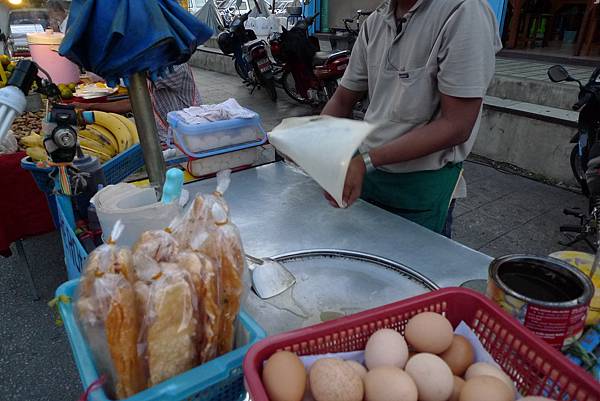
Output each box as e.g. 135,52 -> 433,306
243,288 -> 600,401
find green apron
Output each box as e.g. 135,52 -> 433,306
361,163 -> 462,234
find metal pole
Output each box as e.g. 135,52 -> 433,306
128,71 -> 166,197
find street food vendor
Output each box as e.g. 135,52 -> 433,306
73,64 -> 200,143
321,0 -> 502,237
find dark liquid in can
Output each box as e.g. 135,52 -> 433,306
498,261 -> 584,303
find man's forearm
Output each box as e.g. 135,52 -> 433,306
370,116 -> 471,167
321,85 -> 364,118
369,95 -> 482,167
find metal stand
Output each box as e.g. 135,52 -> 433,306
128,71 -> 166,197
15,239 -> 39,300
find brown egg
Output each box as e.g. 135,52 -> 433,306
465,362 -> 516,397
364,328 -> 409,370
405,353 -> 454,401
263,351 -> 307,401
439,335 -> 475,376
459,376 -> 514,401
364,367 -> 418,401
310,358 -> 364,401
346,360 -> 367,379
404,312 -> 454,354
448,376 -> 465,401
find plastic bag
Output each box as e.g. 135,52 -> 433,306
142,264 -> 199,386
172,170 -> 245,355
0,130 -> 18,154
76,222 -> 146,399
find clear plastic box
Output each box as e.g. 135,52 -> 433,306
167,113 -> 267,159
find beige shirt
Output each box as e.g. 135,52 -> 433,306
341,0 -> 502,173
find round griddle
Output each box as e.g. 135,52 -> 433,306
242,249 -> 438,335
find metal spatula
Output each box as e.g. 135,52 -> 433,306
246,254 -> 296,299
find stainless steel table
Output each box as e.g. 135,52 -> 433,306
184,162 -> 492,288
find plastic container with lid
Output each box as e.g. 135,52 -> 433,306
26,29 -> 80,84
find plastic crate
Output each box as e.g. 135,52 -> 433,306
56,195 -> 87,280
56,279 -> 267,401
244,288 -> 600,401
167,112 -> 267,159
21,144 -> 144,226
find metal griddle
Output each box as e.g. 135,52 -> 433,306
242,249 -> 438,335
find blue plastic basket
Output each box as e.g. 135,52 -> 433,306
167,112 -> 267,159
21,144 -> 145,227
57,195 -> 87,280
56,279 -> 266,401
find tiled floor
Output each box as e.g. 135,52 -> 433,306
495,56 -> 595,82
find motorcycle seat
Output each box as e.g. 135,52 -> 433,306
313,50 -> 350,66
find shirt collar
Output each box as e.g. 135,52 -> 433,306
381,0 -> 429,29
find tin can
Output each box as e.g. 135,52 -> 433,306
487,255 -> 594,350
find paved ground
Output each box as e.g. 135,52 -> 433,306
0,67 -> 592,401
495,56 -> 594,82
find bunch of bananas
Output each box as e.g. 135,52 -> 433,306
79,111 -> 139,163
20,131 -> 48,162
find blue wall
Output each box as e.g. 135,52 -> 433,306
487,0 -> 509,32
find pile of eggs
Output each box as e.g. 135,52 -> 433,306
261,312 -> 556,401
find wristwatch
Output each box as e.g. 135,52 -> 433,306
361,152 -> 376,173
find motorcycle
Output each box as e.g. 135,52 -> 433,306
547,64 -> 600,250
217,8 -> 278,101
269,13 -> 350,106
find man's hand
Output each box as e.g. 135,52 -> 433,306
324,155 -> 366,208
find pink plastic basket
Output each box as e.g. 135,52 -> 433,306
243,288 -> 600,401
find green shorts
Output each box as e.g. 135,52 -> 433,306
361,163 -> 462,234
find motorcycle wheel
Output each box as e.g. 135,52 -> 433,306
282,71 -> 309,104
263,78 -> 278,102
235,59 -> 249,81
571,145 -> 590,196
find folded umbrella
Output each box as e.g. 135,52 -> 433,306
59,0 -> 213,195
59,0 -> 213,83
194,0 -> 224,35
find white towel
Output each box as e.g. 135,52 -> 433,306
175,98 -> 257,124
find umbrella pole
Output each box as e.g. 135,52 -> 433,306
128,71 -> 166,198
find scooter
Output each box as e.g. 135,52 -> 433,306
217,8 -> 277,101
269,13 -> 350,106
547,64 -> 600,250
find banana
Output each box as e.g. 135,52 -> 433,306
86,124 -> 119,153
111,113 -> 139,144
80,128 -> 117,154
80,145 -> 111,163
26,146 -> 48,162
88,111 -> 132,152
79,136 -> 116,157
20,133 -> 43,148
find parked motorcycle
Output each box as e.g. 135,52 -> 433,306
269,13 -> 350,106
218,9 -> 278,101
548,64 -> 600,250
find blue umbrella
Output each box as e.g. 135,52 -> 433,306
59,0 -> 213,83
59,0 -> 214,194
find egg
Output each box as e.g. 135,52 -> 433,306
465,362 -> 516,397
439,335 -> 475,376
346,360 -> 367,379
405,353 -> 454,401
364,367 -> 418,401
263,351 -> 307,401
364,328 -> 409,369
459,375 -> 514,401
448,376 -> 465,401
404,312 -> 453,353
309,358 -> 363,401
